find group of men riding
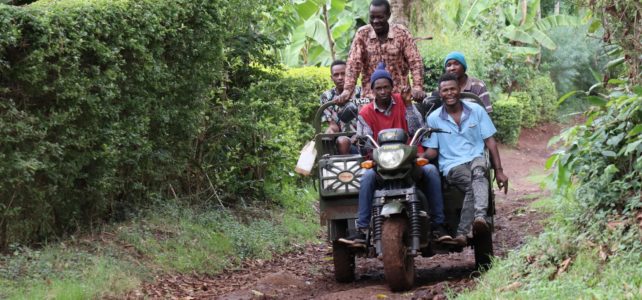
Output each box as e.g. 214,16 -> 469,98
319,0 -> 509,247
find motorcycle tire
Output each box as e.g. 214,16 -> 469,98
382,216 -> 414,291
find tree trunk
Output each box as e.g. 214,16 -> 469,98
554,0 -> 560,15
389,0 -> 411,27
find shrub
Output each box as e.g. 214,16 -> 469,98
284,66 -> 332,92
493,95 -> 523,145
418,31 -> 494,93
0,0 -> 225,246
509,91 -> 539,128
527,75 -> 559,122
194,67 -> 330,204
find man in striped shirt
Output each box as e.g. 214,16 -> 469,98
443,51 -> 492,113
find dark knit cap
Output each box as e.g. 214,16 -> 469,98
370,62 -> 393,88
444,51 -> 467,71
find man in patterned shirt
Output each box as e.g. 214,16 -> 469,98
443,51 -> 493,113
320,60 -> 371,134
335,0 -> 426,105
320,60 -> 371,154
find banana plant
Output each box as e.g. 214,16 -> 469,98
501,0 -> 584,57
429,0 -> 584,58
281,0 -> 370,66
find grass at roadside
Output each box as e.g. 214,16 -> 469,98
456,175 -> 642,299
0,184 -> 320,299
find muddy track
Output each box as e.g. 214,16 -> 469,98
136,124 -> 560,300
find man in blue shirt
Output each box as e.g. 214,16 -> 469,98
422,73 -> 509,246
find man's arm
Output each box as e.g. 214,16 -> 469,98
356,115 -> 373,137
338,31 -> 366,105
400,28 -> 425,101
484,137 -> 508,193
402,87 -> 424,136
477,81 -> 492,113
424,148 -> 438,160
320,92 -> 340,133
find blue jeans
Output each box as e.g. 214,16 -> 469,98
356,164 -> 445,228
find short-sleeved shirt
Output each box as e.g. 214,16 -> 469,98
319,86 -> 370,132
344,23 -> 424,99
463,76 -> 492,113
422,101 -> 496,176
429,76 -> 492,113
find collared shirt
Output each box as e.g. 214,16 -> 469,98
422,101 -> 496,176
357,98 -> 424,138
319,86 -> 370,132
344,23 -> 424,99
463,76 -> 492,113
429,76 -> 493,113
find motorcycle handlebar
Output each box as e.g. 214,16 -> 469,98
409,127 -> 450,146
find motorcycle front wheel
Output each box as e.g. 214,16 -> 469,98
382,216 -> 415,291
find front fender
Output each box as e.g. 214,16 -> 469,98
380,201 -> 405,217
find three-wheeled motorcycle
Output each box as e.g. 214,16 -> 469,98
313,93 -> 494,291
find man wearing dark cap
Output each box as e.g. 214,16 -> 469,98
443,51 -> 493,113
339,63 -> 451,245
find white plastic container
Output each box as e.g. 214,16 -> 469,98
295,141 -> 317,176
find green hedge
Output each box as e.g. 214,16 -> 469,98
0,0 -> 224,245
509,91 -> 538,128
527,75 -> 558,122
493,96 -> 524,145
199,68 -> 330,201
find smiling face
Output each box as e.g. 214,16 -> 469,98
372,78 -> 393,105
438,79 -> 461,107
369,4 -> 390,35
445,59 -> 465,79
330,64 -> 346,90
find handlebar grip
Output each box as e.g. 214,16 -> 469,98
428,127 -> 450,134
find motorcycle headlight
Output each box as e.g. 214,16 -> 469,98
378,148 -> 405,169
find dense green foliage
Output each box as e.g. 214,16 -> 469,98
0,0 -> 224,246
0,0 -> 329,247
492,96 -> 523,145
526,75 -> 559,122
200,67 -> 330,202
418,32 -> 493,93
461,84 -> 642,300
459,0 -> 642,297
549,85 -> 641,233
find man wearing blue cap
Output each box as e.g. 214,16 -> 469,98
444,51 -> 493,113
339,63 -> 452,245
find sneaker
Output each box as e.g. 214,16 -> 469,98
473,217 -> 490,236
338,229 -> 366,245
432,224 -> 453,242
450,234 -> 467,246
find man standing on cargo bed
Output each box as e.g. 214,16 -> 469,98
335,0 -> 425,105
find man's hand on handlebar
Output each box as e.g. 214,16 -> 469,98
334,90 -> 351,106
411,87 -> 426,102
401,86 -> 412,105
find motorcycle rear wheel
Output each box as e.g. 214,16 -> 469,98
382,216 -> 415,291
332,241 -> 356,282
473,228 -> 493,270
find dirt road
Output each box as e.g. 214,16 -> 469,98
141,124 -> 560,299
